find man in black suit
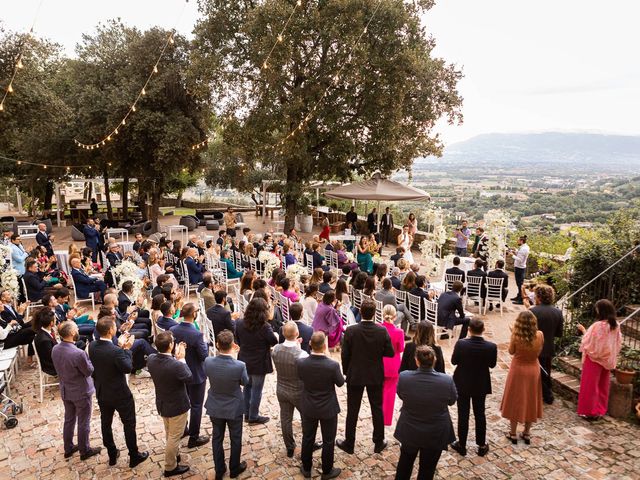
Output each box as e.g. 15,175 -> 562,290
487,259 -> 509,311
337,299 -> 394,455
367,208 -> 378,234
36,222 -> 54,257
89,316 -> 149,468
467,258 -> 487,299
530,285 -> 564,405
33,308 -> 58,376
0,290 -> 35,355
394,346 -> 457,480
297,331 -> 345,479
106,244 -> 123,268
389,247 -> 405,267
436,281 -> 469,340
445,256 -> 466,284
206,290 -> 236,339
147,331 -> 192,477
278,303 -> 313,354
345,206 -> 358,234
132,233 -> 144,254
23,259 -> 60,302
449,319 -> 497,457
379,207 -> 394,247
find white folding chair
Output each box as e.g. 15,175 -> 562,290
352,289 -> 363,309
218,260 -> 240,293
305,253 -> 314,275
0,348 -> 18,396
466,275 -> 485,313
328,250 -> 339,273
278,292 -> 291,323
444,273 -> 463,292
407,292 -> 424,322
32,341 -> 59,403
181,260 -> 200,298
484,276 -> 505,316
20,277 -> 43,318
394,289 -> 407,308
375,299 -> 383,323
424,298 -> 452,344
68,272 -> 97,312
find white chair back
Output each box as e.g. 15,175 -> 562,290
352,289 -> 363,309
407,292 -> 423,322
375,299 -> 383,323
32,340 -> 59,402
305,253 -> 314,275
466,274 -> 484,309
484,276 -> 504,316
328,250 -> 339,272
394,289 -> 407,306
444,273 -> 463,292
278,292 -> 291,323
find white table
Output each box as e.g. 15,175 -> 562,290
17,225 -> 38,240
105,228 -> 129,242
166,225 -> 188,245
54,250 -> 70,275
331,234 -> 357,242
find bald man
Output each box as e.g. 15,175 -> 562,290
271,321 -> 309,458
184,247 -> 205,285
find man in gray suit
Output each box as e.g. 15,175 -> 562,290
204,330 -> 249,480
51,321 -> 102,461
394,345 -> 457,480
271,321 -> 308,458
374,278 -> 411,329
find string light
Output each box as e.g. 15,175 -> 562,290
74,1 -> 191,149
275,0 -> 383,149
0,0 -> 44,114
0,152 -> 93,169
191,0 -> 302,150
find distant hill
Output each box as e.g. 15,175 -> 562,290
415,132 -> 640,172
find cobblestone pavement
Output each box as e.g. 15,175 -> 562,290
2,321 -> 639,480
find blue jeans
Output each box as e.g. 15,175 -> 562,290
243,374 -> 266,421
455,247 -> 468,257
514,267 -> 526,300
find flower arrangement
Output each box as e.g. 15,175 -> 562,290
0,268 -> 20,297
258,251 -> 281,279
112,260 -> 145,297
418,239 -> 441,275
345,252 -> 355,263
0,244 -> 11,260
286,263 -> 307,284
418,207 -> 448,275
482,209 -> 512,268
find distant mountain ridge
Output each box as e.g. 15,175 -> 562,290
416,132 -> 640,171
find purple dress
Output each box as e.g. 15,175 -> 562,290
312,302 -> 344,348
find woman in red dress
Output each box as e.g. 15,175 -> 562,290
319,213 -> 330,242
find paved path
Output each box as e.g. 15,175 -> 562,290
2,331 -> 639,479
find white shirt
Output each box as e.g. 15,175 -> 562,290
514,244 -> 530,269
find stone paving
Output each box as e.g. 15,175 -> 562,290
2,321 -> 639,480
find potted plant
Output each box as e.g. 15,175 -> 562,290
295,196 -> 314,233
614,347 -> 639,385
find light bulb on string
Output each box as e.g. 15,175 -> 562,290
297,0 -> 302,5
153,65 -> 158,73
122,118 -> 126,125
0,103 -> 3,112
277,34 -> 283,42
141,88 -> 146,96
16,57 -> 24,69
7,84 -> 13,93
169,35 -> 174,44
132,105 -> 136,112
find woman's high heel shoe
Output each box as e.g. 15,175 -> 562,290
520,433 -> 531,445
505,432 -> 518,444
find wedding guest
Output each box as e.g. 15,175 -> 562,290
33,307 -> 58,376
0,289 -> 35,356
278,303 -> 313,354
407,213 -> 418,235
146,331 -> 191,477
337,299 -> 394,455
449,319 -> 497,457
445,256 -> 466,284
487,260 -> 509,310
576,299 -> 622,421
205,330 -> 248,479
297,331 -> 345,480
236,297 -> 278,424
381,305 -> 404,426
509,235 -> 530,305
302,284 -> 319,324
529,285 -> 563,404
312,290 -> 344,349
500,311 -> 543,445
380,207 -> 394,247
51,321 -> 102,461
356,237 -> 374,275
394,346 -> 456,480
206,290 -> 237,339
436,281 -> 469,340
345,206 -> 359,234
400,321 -> 445,373
453,220 -> 471,257
367,208 -> 378,234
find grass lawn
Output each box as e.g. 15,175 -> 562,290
159,207 -> 196,216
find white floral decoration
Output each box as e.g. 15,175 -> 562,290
0,244 -> 11,260
112,260 -> 145,297
286,263 -> 307,284
482,209 -> 512,268
0,268 -> 20,297
258,251 -> 281,280
418,207 -> 448,275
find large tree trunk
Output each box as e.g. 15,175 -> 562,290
103,169 -> 113,219
150,184 -> 163,233
283,163 -> 299,232
136,187 -> 147,220
43,180 -> 54,216
28,179 -> 36,217
122,175 -> 129,220
176,190 -> 183,208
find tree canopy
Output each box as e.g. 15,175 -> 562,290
192,0 -> 462,229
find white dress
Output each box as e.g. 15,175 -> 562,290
399,233 -> 414,264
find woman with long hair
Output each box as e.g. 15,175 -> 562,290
363,276 -> 377,299
576,299 -> 622,420
319,213 -> 331,242
351,271 -> 369,291
302,284 -> 319,324
375,263 -> 388,283
381,305 -> 405,426
401,271 -> 417,292
357,236 -> 374,275
309,268 -> 324,286
235,297 -> 278,424
280,277 -> 300,303
240,271 -> 256,301
400,321 -> 445,373
407,213 -> 418,235
312,290 -> 344,348
500,310 -> 543,444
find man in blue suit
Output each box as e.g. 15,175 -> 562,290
205,329 -> 248,480
157,301 -> 179,331
170,303 -> 210,448
70,257 -> 107,302
51,321 -> 102,461
185,248 -> 205,285
394,345 -> 457,480
83,219 -> 102,263
436,281 -> 469,340
36,222 -> 54,257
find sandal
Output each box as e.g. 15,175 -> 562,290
504,432 -> 517,444
520,433 -> 531,445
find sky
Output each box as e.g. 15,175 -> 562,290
3,0 -> 640,145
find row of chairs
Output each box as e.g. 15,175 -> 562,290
443,273 -> 505,316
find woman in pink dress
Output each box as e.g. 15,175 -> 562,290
312,290 -> 344,348
407,213 -> 418,235
576,299 -> 622,420
381,305 -> 405,426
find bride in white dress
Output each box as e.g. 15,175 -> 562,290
397,225 -> 414,265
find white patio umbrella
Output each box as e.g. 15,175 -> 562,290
324,172 -> 429,232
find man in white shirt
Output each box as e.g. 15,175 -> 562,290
509,235 -> 530,305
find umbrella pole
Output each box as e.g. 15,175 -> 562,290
377,200 -> 381,234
